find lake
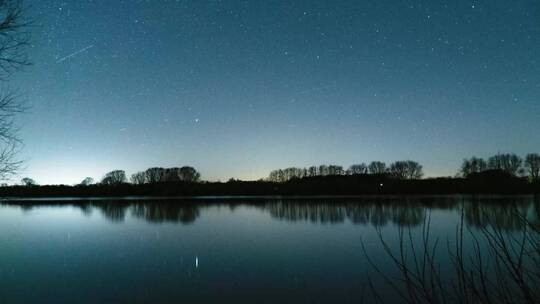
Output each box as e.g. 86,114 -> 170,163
1,196 -> 538,303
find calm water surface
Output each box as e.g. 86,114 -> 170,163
0,196 -> 538,303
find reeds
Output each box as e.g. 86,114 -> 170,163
363,207 -> 540,304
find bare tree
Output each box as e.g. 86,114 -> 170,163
488,154 -> 505,170
79,177 -> 94,186
318,165 -> 329,176
0,1 -> 31,180
459,157 -> 487,177
327,165 -> 344,176
269,169 -> 286,182
282,167 -> 308,180
101,170 -> 127,185
368,161 -> 387,174
348,163 -> 368,175
179,166 -> 200,182
307,166 -> 318,177
506,154 -> 523,176
488,153 -> 523,176
525,153 -> 540,182
144,167 -> 165,183
20,177 -> 35,186
283,167 -> 296,180
268,170 -> 278,182
130,171 -> 146,184
163,167 -> 181,182
389,160 -> 423,179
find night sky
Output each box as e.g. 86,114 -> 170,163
13,0 -> 540,185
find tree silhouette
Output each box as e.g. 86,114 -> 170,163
129,166 -> 201,184
318,165 -> 329,176
348,163 -> 368,175
0,1 -> 31,180
488,154 -> 523,176
21,177 -> 36,186
368,161 -> 387,174
459,157 -> 487,177
179,166 -> 201,182
101,170 -> 127,185
328,165 -> 344,176
268,162 -> 398,182
525,153 -> 540,182
79,177 -> 94,186
163,167 -> 182,182
283,168 -> 296,181
487,154 -> 504,171
130,171 -> 146,184
389,161 -> 423,179
144,167 -> 165,183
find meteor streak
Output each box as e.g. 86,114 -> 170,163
56,44 -> 94,63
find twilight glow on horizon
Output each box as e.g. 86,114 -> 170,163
12,0 -> 540,185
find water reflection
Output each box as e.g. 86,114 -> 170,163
2,196 -> 539,230
131,202 -> 199,224
262,200 -> 428,226
95,201 -> 130,222
464,198 -> 533,230
261,196 -> 539,230
5,200 -> 200,224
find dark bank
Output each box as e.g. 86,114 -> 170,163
2,170 -> 540,198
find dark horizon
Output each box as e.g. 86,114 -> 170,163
9,152 -> 540,187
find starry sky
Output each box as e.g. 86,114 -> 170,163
11,0 -> 540,185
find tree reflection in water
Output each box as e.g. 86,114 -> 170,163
131,202 -> 199,224
2,195 -> 539,231
1,196 -> 538,303
259,196 -> 539,231
93,200 -> 200,224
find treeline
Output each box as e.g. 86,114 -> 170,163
128,166 -> 200,184
18,166 -> 202,187
101,166 -> 201,185
4,172 -> 540,197
267,161 -> 423,182
8,152 -> 539,197
459,153 -> 540,181
266,153 -> 540,184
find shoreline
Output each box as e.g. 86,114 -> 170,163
2,173 -> 539,199
1,193 -> 538,203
